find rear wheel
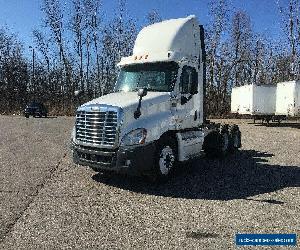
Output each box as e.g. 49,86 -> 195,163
204,126 -> 229,158
228,124 -> 241,153
220,131 -> 229,156
203,132 -> 219,158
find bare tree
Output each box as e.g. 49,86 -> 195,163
205,0 -> 230,114
42,0 -> 72,93
146,9 -> 162,25
231,10 -> 254,86
101,0 -> 137,93
70,0 -> 85,91
277,0 -> 300,78
0,27 -> 29,114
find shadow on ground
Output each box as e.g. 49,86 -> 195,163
252,122 -> 300,129
40,116 -> 58,119
92,150 -> 300,201
247,120 -> 300,129
25,116 -> 58,119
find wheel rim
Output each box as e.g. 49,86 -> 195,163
221,133 -> 229,152
159,146 -> 175,175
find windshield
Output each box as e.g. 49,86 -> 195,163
115,62 -> 178,92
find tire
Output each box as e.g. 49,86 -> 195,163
204,126 -> 229,158
152,137 -> 177,183
25,114 -> 29,118
219,126 -> 230,157
72,150 -> 80,164
228,124 -> 241,153
203,131 -> 220,158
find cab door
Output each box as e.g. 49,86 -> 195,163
175,65 -> 199,129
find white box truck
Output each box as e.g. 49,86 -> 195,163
276,80 -> 300,117
231,84 -> 279,123
70,16 -> 242,181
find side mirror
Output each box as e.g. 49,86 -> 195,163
134,88 -> 147,119
137,88 -> 148,97
181,94 -> 194,105
181,96 -> 188,105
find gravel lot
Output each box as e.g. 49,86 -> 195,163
0,115 -> 299,249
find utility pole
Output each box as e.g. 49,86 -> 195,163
29,46 -> 35,98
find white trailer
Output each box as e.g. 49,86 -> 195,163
231,84 -> 277,123
70,16 -> 242,182
276,80 -> 300,117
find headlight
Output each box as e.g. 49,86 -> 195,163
120,128 -> 147,146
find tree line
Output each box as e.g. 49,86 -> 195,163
0,0 -> 299,116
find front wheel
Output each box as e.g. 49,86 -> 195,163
151,138 -> 177,183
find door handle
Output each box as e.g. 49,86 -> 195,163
194,110 -> 198,120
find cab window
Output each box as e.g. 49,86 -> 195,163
180,66 -> 198,94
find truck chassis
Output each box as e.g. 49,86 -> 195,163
71,121 -> 241,181
253,114 -> 287,124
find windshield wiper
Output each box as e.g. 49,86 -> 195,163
145,88 -> 162,92
114,87 -> 164,92
135,87 -> 162,92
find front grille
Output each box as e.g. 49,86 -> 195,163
75,109 -> 118,147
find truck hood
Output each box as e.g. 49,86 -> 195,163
77,91 -> 176,145
82,91 -> 171,110
81,91 -> 172,139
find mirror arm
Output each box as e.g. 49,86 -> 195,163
134,96 -> 143,119
181,94 -> 193,105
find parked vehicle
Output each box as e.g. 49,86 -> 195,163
24,102 -> 48,118
276,80 -> 300,117
230,84 -> 279,123
231,81 -> 300,123
70,16 -> 242,181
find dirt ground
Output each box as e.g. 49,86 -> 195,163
0,116 -> 299,249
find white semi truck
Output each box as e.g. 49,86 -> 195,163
70,16 -> 242,180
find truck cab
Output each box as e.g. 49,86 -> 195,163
71,16 -> 241,180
